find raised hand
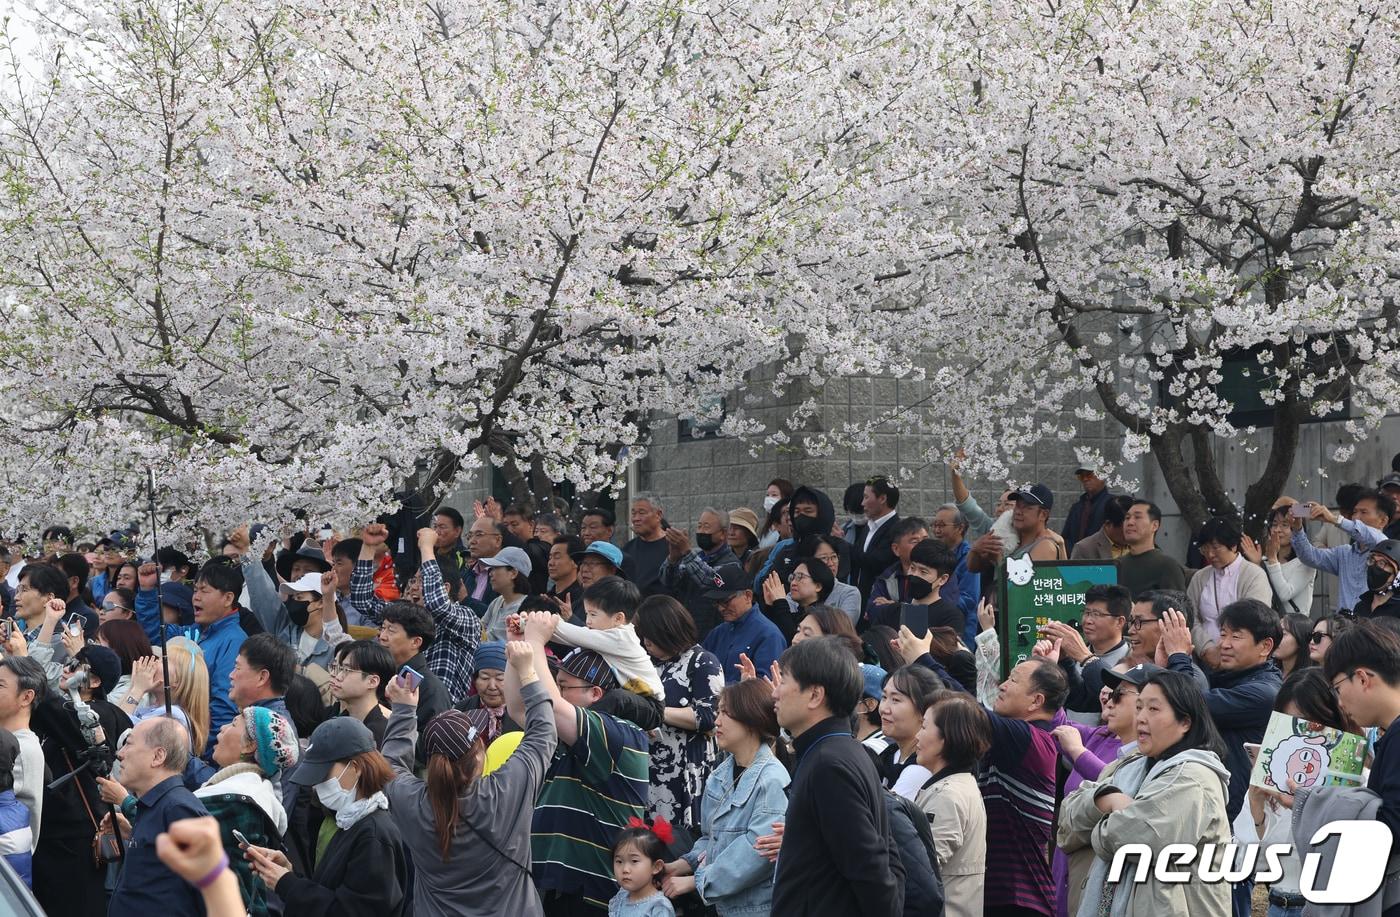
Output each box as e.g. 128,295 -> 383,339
519,610 -> 558,644
361,523 -> 388,548
385,670 -> 419,707
736,653 -> 757,681
226,525 -> 251,556
895,624 -> 933,664
976,597 -> 996,634
1042,621 -> 1089,663
1031,636 -> 1062,664
505,640 -> 537,674
1240,534 -> 1262,565
1051,724 -> 1086,760
762,571 -> 786,606
155,817 -> 227,886
1159,608 -> 1194,658
138,562 -> 160,591
416,527 -> 438,553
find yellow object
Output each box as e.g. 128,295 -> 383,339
483,731 -> 524,775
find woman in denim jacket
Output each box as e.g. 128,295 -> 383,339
660,678 -> 790,915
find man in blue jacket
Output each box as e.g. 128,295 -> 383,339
185,561 -> 249,754
1156,599 -> 1281,820
702,564 -> 786,685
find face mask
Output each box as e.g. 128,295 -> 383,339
790,514 -> 820,541
286,599 -> 311,628
315,774 -> 356,812
907,575 -> 935,601
694,532 -> 716,552
1368,564 -> 1398,593
849,514 -> 867,527
763,496 -> 779,513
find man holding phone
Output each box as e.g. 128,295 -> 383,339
872,540 -> 964,637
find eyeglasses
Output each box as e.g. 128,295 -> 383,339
1309,631 -> 1331,644
1126,616 -> 1160,631
1331,672 -> 1357,696
789,572 -> 812,583
328,664 -> 363,677
1081,608 -> 1114,620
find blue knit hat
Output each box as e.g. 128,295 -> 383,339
243,707 -> 299,778
473,642 -> 507,674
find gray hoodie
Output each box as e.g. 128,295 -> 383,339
382,680 -> 557,917
1292,785 -> 1400,917
1060,747 -> 1233,917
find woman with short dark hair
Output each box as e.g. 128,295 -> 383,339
635,595 -> 725,832
1058,670 -> 1231,917
914,694 -> 991,917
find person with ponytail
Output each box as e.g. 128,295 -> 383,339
382,636 -> 559,917
661,677 -> 791,915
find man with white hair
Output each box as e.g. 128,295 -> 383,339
659,507 -> 740,638
622,493 -> 669,595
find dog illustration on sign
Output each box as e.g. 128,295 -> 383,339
1006,555 -> 1035,587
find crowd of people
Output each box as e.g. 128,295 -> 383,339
1,453 -> 1400,917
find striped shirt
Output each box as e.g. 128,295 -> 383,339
979,712 -> 1059,915
532,706 -> 649,909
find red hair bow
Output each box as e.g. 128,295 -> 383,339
626,816 -> 675,846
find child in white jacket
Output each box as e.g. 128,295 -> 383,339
548,577 -> 665,726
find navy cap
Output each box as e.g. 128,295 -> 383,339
1101,662 -> 1165,691
1010,483 -> 1054,511
704,562 -> 752,600
291,716 -> 376,785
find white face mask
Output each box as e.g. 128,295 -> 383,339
315,773 -> 356,812
763,496 -> 779,513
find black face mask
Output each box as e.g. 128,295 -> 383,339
286,599 -> 311,628
695,532 -> 717,552
907,575 -> 935,601
791,514 -> 821,541
1368,564 -> 1397,594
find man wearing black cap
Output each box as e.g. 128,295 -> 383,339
507,611 -> 649,914
1008,484 -> 1064,563
1357,540 -> 1400,619
700,563 -> 787,685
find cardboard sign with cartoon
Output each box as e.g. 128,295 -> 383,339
1248,711 -> 1366,792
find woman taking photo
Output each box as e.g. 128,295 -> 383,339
108,637 -> 210,754
1240,501 -> 1317,618
635,595 -> 725,831
1057,669 -> 1232,917
874,665 -> 945,791
661,677 -> 790,916
380,639 -> 555,917
244,717 -> 407,917
913,694 -> 990,917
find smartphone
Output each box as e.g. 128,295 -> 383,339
901,604 -> 930,640
660,517 -> 671,531
0,620 -> 10,641
65,615 -> 84,638
398,665 -> 424,691
231,828 -> 250,848
319,526 -> 333,540
1243,742 -> 1261,765
1290,502 -> 1312,518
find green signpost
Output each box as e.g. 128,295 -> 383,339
998,559 -> 1118,677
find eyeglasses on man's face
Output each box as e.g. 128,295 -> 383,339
1126,616 -> 1159,631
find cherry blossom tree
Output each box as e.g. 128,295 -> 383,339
802,0 -> 1400,533
0,0 -> 949,535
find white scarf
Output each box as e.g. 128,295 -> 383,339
334,790 -> 388,830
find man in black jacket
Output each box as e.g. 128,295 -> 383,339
771,636 -> 904,917
851,476 -> 901,602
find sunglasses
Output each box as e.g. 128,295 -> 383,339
1309,631 -> 1331,644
